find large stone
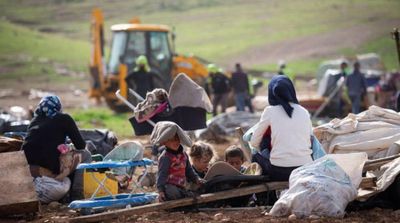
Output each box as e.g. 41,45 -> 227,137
0,151 -> 39,216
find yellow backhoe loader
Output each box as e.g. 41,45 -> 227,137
89,8 -> 209,112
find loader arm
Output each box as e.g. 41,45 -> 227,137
88,8 -> 105,100
172,54 -> 209,87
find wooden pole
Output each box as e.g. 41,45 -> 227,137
235,127 -> 252,163
362,154 -> 400,172
69,181 -> 288,223
392,28 -> 400,67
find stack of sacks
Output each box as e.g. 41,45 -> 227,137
314,106 -> 400,159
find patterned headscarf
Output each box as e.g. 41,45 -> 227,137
34,95 -> 62,118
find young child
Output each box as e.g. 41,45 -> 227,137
189,141 -> 216,178
225,145 -> 246,172
151,121 -> 202,202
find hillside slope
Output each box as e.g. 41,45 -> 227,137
0,0 -> 399,75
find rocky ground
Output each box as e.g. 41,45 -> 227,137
1,135 -> 399,222
1,204 -> 400,223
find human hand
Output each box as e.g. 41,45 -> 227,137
158,191 -> 166,202
197,178 -> 206,186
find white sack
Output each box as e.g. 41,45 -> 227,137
34,176 -> 71,203
270,153 -> 366,218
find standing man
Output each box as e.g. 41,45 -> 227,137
231,63 -> 253,112
277,60 -> 295,80
346,61 -> 367,114
334,61 -> 349,117
125,55 -> 155,98
207,64 -> 231,116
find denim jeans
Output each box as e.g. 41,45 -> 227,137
349,94 -> 362,114
235,92 -> 247,111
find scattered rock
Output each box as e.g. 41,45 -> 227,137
288,214 -> 297,221
309,214 -> 320,219
0,89 -> 13,98
48,201 -> 62,209
393,209 -> 400,217
198,212 -> 210,219
214,213 -> 224,221
38,57 -> 49,63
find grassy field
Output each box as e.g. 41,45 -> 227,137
1,0 -> 399,76
1,0 -> 399,132
0,20 -> 90,89
68,107 -> 134,138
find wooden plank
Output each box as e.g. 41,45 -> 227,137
359,177 -> 376,189
363,154 -> 400,172
69,181 -> 289,223
357,188 -> 379,200
235,127 -> 252,163
0,151 -> 39,216
198,206 -> 267,212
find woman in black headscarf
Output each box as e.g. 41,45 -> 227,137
250,75 -> 313,181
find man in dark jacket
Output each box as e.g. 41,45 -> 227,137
207,64 -> 231,116
346,61 -> 367,114
334,61 -> 349,117
231,63 -> 253,112
125,55 -> 155,98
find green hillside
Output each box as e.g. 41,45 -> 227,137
0,0 -> 399,79
0,20 -> 89,87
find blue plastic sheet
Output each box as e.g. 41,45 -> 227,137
76,158 -> 153,170
69,193 -> 158,209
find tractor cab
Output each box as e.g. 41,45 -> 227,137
107,23 -> 174,89
89,8 -> 209,112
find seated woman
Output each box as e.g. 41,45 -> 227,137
250,75 -> 313,181
22,95 -> 90,203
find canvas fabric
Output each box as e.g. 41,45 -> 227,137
314,105 -> 400,159
150,121 -> 192,147
169,73 -> 213,112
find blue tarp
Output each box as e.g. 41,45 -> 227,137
68,193 -> 158,209
76,158 -> 153,170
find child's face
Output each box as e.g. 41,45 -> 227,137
162,134 -> 180,150
226,156 -> 243,171
192,156 -> 211,172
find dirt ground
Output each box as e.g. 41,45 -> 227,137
1,196 -> 400,223
1,135 -> 399,222
226,19 -> 400,67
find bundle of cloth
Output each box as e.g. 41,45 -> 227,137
314,105 -> 400,159
131,73 -> 213,135
134,88 -> 170,123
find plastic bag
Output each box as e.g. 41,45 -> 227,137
270,153 -> 366,218
34,176 -> 71,203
